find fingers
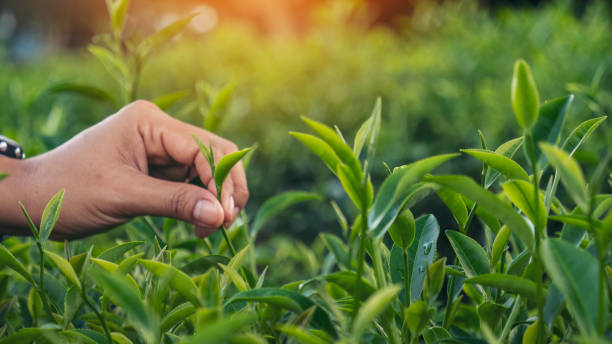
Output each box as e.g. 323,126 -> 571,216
129,100 -> 249,225
127,173 -> 224,232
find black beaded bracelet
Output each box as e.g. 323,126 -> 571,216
0,135 -> 25,160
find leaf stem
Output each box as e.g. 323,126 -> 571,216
499,295 -> 521,344
352,206 -> 369,325
82,289 -> 112,344
220,224 -> 237,256
442,274 -> 456,329
36,243 -> 55,321
402,247 -> 410,307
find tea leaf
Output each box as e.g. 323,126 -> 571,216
511,59 -> 540,129
63,286 -> 82,329
88,45 -> 129,84
290,132 -> 342,174
203,81 -> 236,132
180,312 -> 256,344
351,285 -> 401,341
320,233 -> 349,269
180,255 -> 229,275
218,263 -> 248,292
404,300 -> 433,338
277,325 -> 330,344
160,302 -> 196,333
446,230 -> 490,278
139,259 -> 200,306
462,149 -> 529,181
369,153 -> 458,240
105,0 -> 129,33
423,326 -> 451,344
541,238 -> 601,335
138,13 -> 198,57
251,191 -> 322,238
45,82 -> 118,107
502,179 -> 547,231
39,189 -> 65,244
388,209 -> 416,249
491,225 -> 511,266
323,271 -> 376,301
152,90 -> 190,111
426,257 -> 446,298
539,143 -> 588,212
0,243 -> 35,286
561,116 -> 607,157
354,97 -> 382,160
301,116 -> 362,177
110,332 -> 134,344
336,163 -> 364,209
214,147 -> 253,189
484,137 -> 524,188
427,175 -> 534,251
89,266 -> 157,341
436,187 -> 468,229
465,273 -> 537,299
45,249 -> 81,289
533,95 -> 573,167
97,241 -> 143,262
0,325 -> 61,344
90,257 -> 118,272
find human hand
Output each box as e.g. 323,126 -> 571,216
0,100 -> 248,239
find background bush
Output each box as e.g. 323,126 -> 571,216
0,0 -> 610,242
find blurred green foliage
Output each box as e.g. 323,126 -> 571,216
0,0 -> 610,240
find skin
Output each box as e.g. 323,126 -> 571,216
0,100 -> 248,240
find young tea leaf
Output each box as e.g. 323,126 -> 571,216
351,285 -> 401,341
511,59 -> 540,129
462,149 -> 529,181
446,231 -> 490,278
44,249 -> 81,289
39,189 -> 65,244
388,209 -> 416,249
0,243 -> 35,285
290,132 -> 342,174
214,147 -> 253,189
465,273 -> 537,299
502,179 -> 547,231
539,143 -> 588,212
139,259 -> 200,306
138,13 -> 198,57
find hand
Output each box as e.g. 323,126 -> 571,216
0,100 -> 249,239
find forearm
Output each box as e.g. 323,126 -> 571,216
0,156 -> 36,237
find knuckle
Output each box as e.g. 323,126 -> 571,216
167,189 -> 190,219
124,100 -> 162,119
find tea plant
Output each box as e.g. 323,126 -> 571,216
1,55 -> 610,343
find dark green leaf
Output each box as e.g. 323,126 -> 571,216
180,313 -> 256,344
533,95 -> 573,167
388,209 -> 416,249
323,271 -> 376,301
465,273 -> 536,299
446,231 -> 490,278
160,302 -> 196,333
181,255 -> 229,275
97,241 -> 143,262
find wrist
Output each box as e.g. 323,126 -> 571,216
0,157 -> 38,236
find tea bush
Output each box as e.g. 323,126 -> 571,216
1,1 -> 611,343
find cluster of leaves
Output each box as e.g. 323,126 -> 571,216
1,56 -> 611,343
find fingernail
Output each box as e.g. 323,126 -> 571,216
193,200 -> 221,226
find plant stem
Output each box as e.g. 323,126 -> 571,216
352,206 -> 369,325
525,132 -> 546,344
402,248 -> 411,307
499,295 -> 522,344
36,243 -> 55,320
371,239 -> 385,289
220,225 -> 237,256
82,290 -> 112,343
442,274 -> 456,329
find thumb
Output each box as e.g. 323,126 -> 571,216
128,174 -> 224,229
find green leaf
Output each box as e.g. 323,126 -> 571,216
45,82 -> 117,107
423,327 -> 451,344
192,135 -> 215,172
180,313 -> 256,344
290,132 -> 342,174
39,189 -> 65,243
533,95 -> 573,167
181,255 -> 229,275
502,179 -> 546,231
491,225 -> 511,266
465,273 -> 537,299
110,332 -> 134,344
0,172 -> 8,181
105,0 -> 130,33
522,320 -> 539,344
277,325 -> 330,344
202,81 -> 236,133
152,90 -> 190,111
368,154 -> 458,239
511,59 -> 540,129
446,231 -> 490,278
426,175 -> 534,251
251,191 -> 322,238
323,271 -> 376,301
63,285 -> 82,329
541,238 -> 601,335
44,249 -> 81,289
17,202 -> 39,241
539,143 -> 588,212
88,45 -> 129,84
390,215 -> 440,303
388,209 -> 416,249
139,259 -> 200,306
561,116 -> 607,157
462,149 -> 529,181
0,325 -> 61,344
89,266 -> 157,342
351,285 -> 401,341
90,257 -> 119,272
320,233 -> 349,269
218,263 -> 248,292
214,147 -> 253,189
301,116 -> 362,178
353,97 -> 382,161
138,13 -> 198,57
160,302 -> 196,333
484,137 -> 524,188
336,163 -> 365,209
426,257 -> 446,298
405,300 -> 433,338
436,187 -> 468,229
61,329 -> 106,344
97,241 -> 143,262
478,301 -> 507,331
